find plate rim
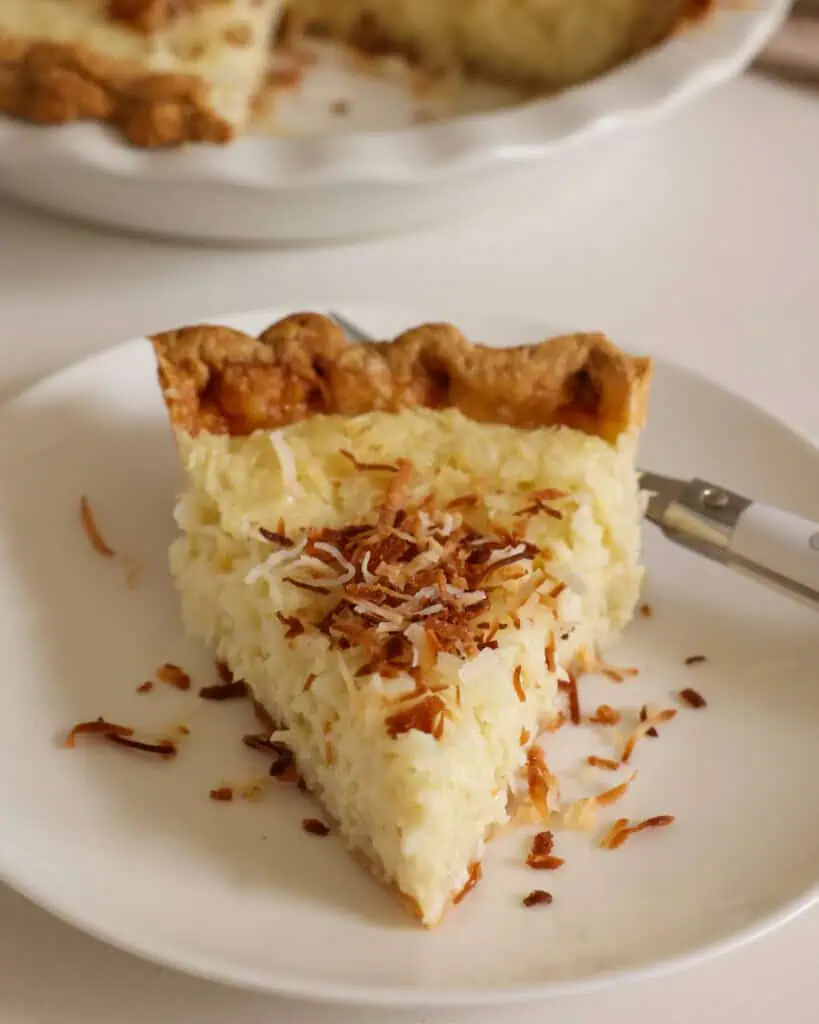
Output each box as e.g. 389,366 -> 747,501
0,1 -> 789,189
1,300 -> 818,1009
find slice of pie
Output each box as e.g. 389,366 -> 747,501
152,313 -> 651,925
0,0 -> 701,147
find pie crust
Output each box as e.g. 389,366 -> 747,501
152,312 -> 652,444
0,36 -> 232,147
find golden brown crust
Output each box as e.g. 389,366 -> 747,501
106,1 -> 201,35
151,313 -> 651,443
0,35 -> 232,147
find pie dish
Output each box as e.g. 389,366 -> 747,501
152,312 -> 651,925
0,1 -> 787,241
1,0 -> 701,147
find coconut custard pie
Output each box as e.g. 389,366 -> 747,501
151,313 -> 651,926
0,0 -> 702,146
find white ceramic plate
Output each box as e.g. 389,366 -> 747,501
0,1 -> 789,241
0,302 -> 818,1009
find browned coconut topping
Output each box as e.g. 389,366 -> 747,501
251,460 -> 567,741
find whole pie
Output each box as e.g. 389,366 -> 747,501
0,0 -> 702,147
152,312 -> 651,925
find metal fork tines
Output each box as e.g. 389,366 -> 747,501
328,311 -> 373,343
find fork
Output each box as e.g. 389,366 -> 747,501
328,311 -> 819,607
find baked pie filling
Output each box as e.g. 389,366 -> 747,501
0,0 -> 705,146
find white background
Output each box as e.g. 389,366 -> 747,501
1,73 -> 819,1022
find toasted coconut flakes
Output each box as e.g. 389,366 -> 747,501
545,635 -> 556,673
302,818 -> 331,836
64,717 -> 133,748
526,746 -> 559,818
385,693 -> 447,740
679,687 -> 707,708
508,570 -> 546,615
175,725 -> 190,736
513,666 -> 526,703
560,798 -> 600,832
107,734 -> 177,758
639,704 -> 659,737
283,576 -> 331,595
210,787 -> 234,802
359,551 -> 379,585
528,829 -> 553,856
260,489 -> 547,734
79,496 -> 115,557
541,506 -> 564,520
595,771 -> 637,807
562,772 -> 636,830
526,830 -> 564,870
587,755 -> 621,771
340,449 -> 399,473
565,673 -> 581,724
621,710 -> 676,762
684,655 -> 707,666
453,861 -> 482,904
246,536 -> 307,585
548,582 -> 567,601
448,494 -> 478,509
584,650 -> 640,681
304,673 -> 316,692
137,681 -> 153,694
259,527 -> 293,547
589,704 -> 621,726
599,817 -> 630,849
444,583 -> 487,605
199,680 -> 249,701
520,727 -> 531,746
483,543 -> 532,571
639,603 -> 652,618
276,611 -> 305,639
156,663 -> 191,691
242,735 -> 296,783
415,602 -> 446,618
627,814 -> 675,836
528,854 -> 565,871
313,542 -> 356,581
243,733 -> 297,779
532,487 -> 569,501
544,711 -> 566,733
380,458 -> 414,524
523,889 -> 553,908
253,699 -> 279,732
601,814 -> 675,849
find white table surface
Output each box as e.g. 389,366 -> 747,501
2,72 -> 819,1023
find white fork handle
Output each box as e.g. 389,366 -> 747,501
661,478 -> 819,607
730,503 -> 819,598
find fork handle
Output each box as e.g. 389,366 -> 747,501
662,479 -> 819,606
731,503 -> 819,600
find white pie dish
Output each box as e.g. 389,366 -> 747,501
0,0 -> 789,243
